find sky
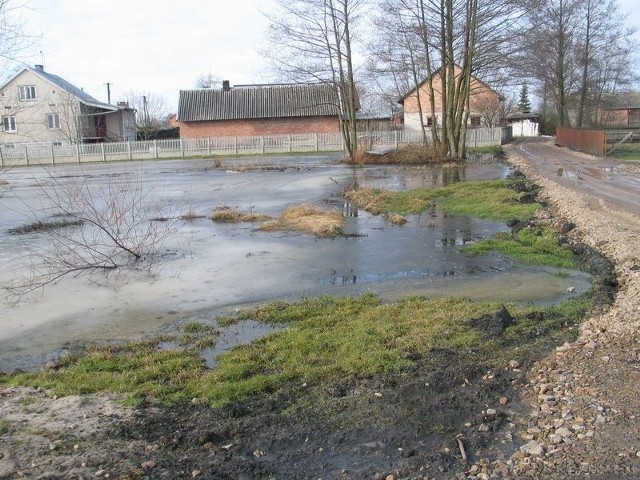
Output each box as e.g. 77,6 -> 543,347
7,0 -> 640,114
17,0 -> 277,112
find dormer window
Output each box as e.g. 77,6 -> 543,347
18,85 -> 37,100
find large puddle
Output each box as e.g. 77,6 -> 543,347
0,155 -> 590,371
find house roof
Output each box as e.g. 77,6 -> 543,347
599,92 -> 640,110
506,112 -> 540,120
177,83 -> 340,122
0,65 -> 117,111
397,65 -> 501,105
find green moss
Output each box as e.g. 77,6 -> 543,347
345,179 -> 541,221
463,226 -> 578,268
6,287 -> 595,409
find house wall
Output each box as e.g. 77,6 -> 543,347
511,119 -> 539,137
0,69 -> 72,144
178,116 -> 340,138
402,66 -> 501,131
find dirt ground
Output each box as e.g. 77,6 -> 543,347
1,140 -> 639,479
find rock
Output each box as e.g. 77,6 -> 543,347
520,440 -> 546,457
509,360 -> 521,369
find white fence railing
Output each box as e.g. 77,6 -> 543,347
0,127 -> 511,166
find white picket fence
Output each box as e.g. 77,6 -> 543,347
0,127 -> 511,167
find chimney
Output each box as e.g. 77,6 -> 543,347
222,80 -> 230,91
34,64 -> 44,72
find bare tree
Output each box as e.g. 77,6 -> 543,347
262,0 -> 365,159
4,168 -> 178,296
123,90 -> 170,140
513,0 -> 637,129
195,72 -> 221,89
370,0 -> 530,157
0,0 -> 35,70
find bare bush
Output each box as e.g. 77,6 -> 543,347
4,168 -> 179,296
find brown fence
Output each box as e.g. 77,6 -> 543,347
556,128 -> 606,157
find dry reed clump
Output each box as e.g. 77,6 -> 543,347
211,206 -> 270,223
259,203 -> 344,237
344,187 -> 390,215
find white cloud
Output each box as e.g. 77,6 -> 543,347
24,0 -> 275,111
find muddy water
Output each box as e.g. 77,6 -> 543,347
0,156 -> 590,371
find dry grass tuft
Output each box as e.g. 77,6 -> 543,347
259,204 -> 344,237
388,214 -> 407,225
211,206 -> 271,223
344,187 -> 390,215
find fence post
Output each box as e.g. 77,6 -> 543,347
154,140 -> 159,159
207,137 -> 211,156
101,143 -> 106,162
76,144 -> 81,163
127,141 -> 132,161
50,144 -> 55,165
25,145 -> 29,166
315,134 -> 319,152
180,138 -> 185,158
0,147 -> 3,167
234,137 -> 238,155
260,136 -> 265,155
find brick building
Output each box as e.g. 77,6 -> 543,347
398,65 -> 502,132
177,82 -> 343,138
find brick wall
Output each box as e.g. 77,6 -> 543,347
402,66 -> 501,128
179,116 -> 340,138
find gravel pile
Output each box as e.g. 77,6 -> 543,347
489,146 -> 640,479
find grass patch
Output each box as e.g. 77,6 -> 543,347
3,290 -> 593,408
8,218 -> 84,235
462,225 -> 578,268
0,419 -> 12,435
211,206 -> 270,223
345,179 -> 541,221
607,148 -> 640,161
467,145 -> 504,155
259,203 -> 344,237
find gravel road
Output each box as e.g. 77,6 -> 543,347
500,138 -> 640,479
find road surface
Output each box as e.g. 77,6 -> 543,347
511,137 -> 640,217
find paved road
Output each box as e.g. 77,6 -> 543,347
512,137 -> 640,217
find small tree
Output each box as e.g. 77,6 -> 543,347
4,167 -> 178,296
518,84 -> 532,113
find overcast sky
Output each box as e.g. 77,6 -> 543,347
12,0 -> 640,114
22,0 -> 276,112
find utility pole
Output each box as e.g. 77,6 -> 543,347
104,82 -> 112,104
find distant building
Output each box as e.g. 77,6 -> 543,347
0,65 -> 136,145
597,92 -> 640,126
505,112 -> 540,137
398,65 -> 502,131
177,82 -> 348,138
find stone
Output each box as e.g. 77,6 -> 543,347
520,440 -> 546,457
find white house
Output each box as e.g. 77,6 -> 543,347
0,65 -> 136,145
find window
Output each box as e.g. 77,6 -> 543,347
47,113 -> 60,129
2,116 -> 16,132
18,85 -> 37,100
